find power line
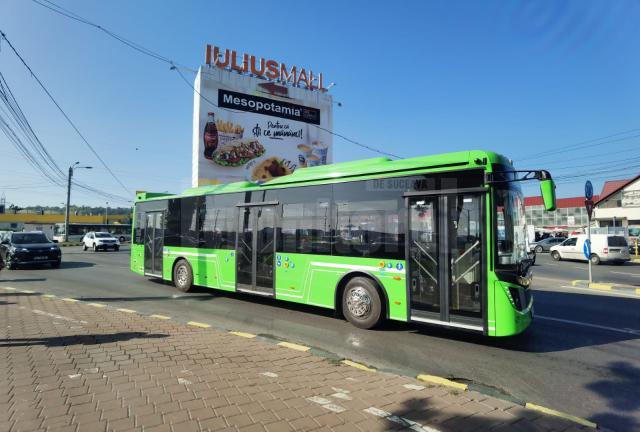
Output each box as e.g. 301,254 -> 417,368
515,130 -> 640,163
0,28 -> 131,196
30,0 -> 401,160
0,71 -> 130,203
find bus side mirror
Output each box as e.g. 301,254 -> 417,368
540,179 -> 556,211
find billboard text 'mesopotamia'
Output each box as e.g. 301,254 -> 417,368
192,46 -> 333,187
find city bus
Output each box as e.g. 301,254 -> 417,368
53,223 -> 132,243
131,150 -> 556,336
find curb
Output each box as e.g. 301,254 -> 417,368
571,280 -> 640,296
0,285 -> 599,430
632,257 -> 640,264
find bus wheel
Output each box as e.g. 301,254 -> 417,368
173,259 -> 194,292
551,251 -> 561,261
590,254 -> 601,265
342,277 -> 383,329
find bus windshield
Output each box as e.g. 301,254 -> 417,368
495,183 -> 528,268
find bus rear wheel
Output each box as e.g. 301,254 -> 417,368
342,277 -> 383,329
173,259 -> 194,292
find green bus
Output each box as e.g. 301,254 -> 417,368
131,150 -> 556,336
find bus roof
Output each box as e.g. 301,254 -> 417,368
136,149 -> 509,202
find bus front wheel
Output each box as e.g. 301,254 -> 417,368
342,277 -> 383,329
173,259 -> 194,292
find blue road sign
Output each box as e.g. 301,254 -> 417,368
583,239 -> 591,259
585,180 -> 593,200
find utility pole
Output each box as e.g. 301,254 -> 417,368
64,162 -> 93,243
105,202 -> 109,225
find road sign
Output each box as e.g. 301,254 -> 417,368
585,180 -> 593,200
585,199 -> 594,220
583,238 -> 591,259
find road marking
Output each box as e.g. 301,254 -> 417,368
20,290 -> 35,294
537,315 -> 640,336
43,294 -> 57,298
277,341 -> 310,352
306,396 -> 346,413
260,372 -> 278,378
525,402 -> 597,429
307,396 -> 331,405
323,404 -> 346,413
68,374 -> 81,379
417,374 -> 468,391
62,298 -> 79,303
404,384 -> 426,391
150,314 -> 171,320
177,378 -> 192,385
29,309 -> 87,324
116,308 -> 136,313
87,303 -> 106,308
331,387 -> 350,394
554,285 -> 640,299
229,331 -> 256,338
331,392 -> 352,400
364,407 -> 440,432
187,321 -> 211,328
342,360 -> 376,372
1,287 -> 16,290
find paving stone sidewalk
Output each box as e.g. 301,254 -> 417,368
0,291 -> 589,432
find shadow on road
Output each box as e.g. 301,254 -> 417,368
0,292 -> 41,297
0,331 -> 167,348
76,294 -> 218,303
0,278 -> 47,283
587,361 -> 640,431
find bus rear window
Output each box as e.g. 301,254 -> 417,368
608,236 -> 628,247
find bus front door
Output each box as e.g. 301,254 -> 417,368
408,193 -> 484,332
144,211 -> 164,277
236,204 -> 277,296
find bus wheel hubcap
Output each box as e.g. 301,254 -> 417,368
177,267 -> 187,285
347,287 -> 371,318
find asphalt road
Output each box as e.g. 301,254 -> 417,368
1,246 -> 639,431
533,251 -> 640,287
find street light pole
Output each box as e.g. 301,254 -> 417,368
64,162 -> 93,243
105,202 -> 109,225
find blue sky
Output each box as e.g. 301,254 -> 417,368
1,0 -> 639,207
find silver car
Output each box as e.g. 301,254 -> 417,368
529,237 -> 566,253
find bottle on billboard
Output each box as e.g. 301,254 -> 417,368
203,112 -> 219,159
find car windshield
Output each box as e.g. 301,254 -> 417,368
11,233 -> 50,244
495,183 -> 528,268
95,233 -> 112,238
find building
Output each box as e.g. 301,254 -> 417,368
524,196 -> 595,234
594,175 -> 640,237
0,213 -> 130,232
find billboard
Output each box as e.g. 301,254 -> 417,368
192,46 -> 333,187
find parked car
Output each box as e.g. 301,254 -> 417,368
0,231 -> 61,269
550,234 -> 630,265
82,232 -> 120,251
528,237 -> 565,253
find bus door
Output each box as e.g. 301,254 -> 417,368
406,192 -> 484,331
144,211 -> 164,277
235,203 -> 277,296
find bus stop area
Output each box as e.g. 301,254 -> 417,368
0,288 -> 589,432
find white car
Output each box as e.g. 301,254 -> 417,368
550,234 -> 630,265
82,231 -> 120,252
